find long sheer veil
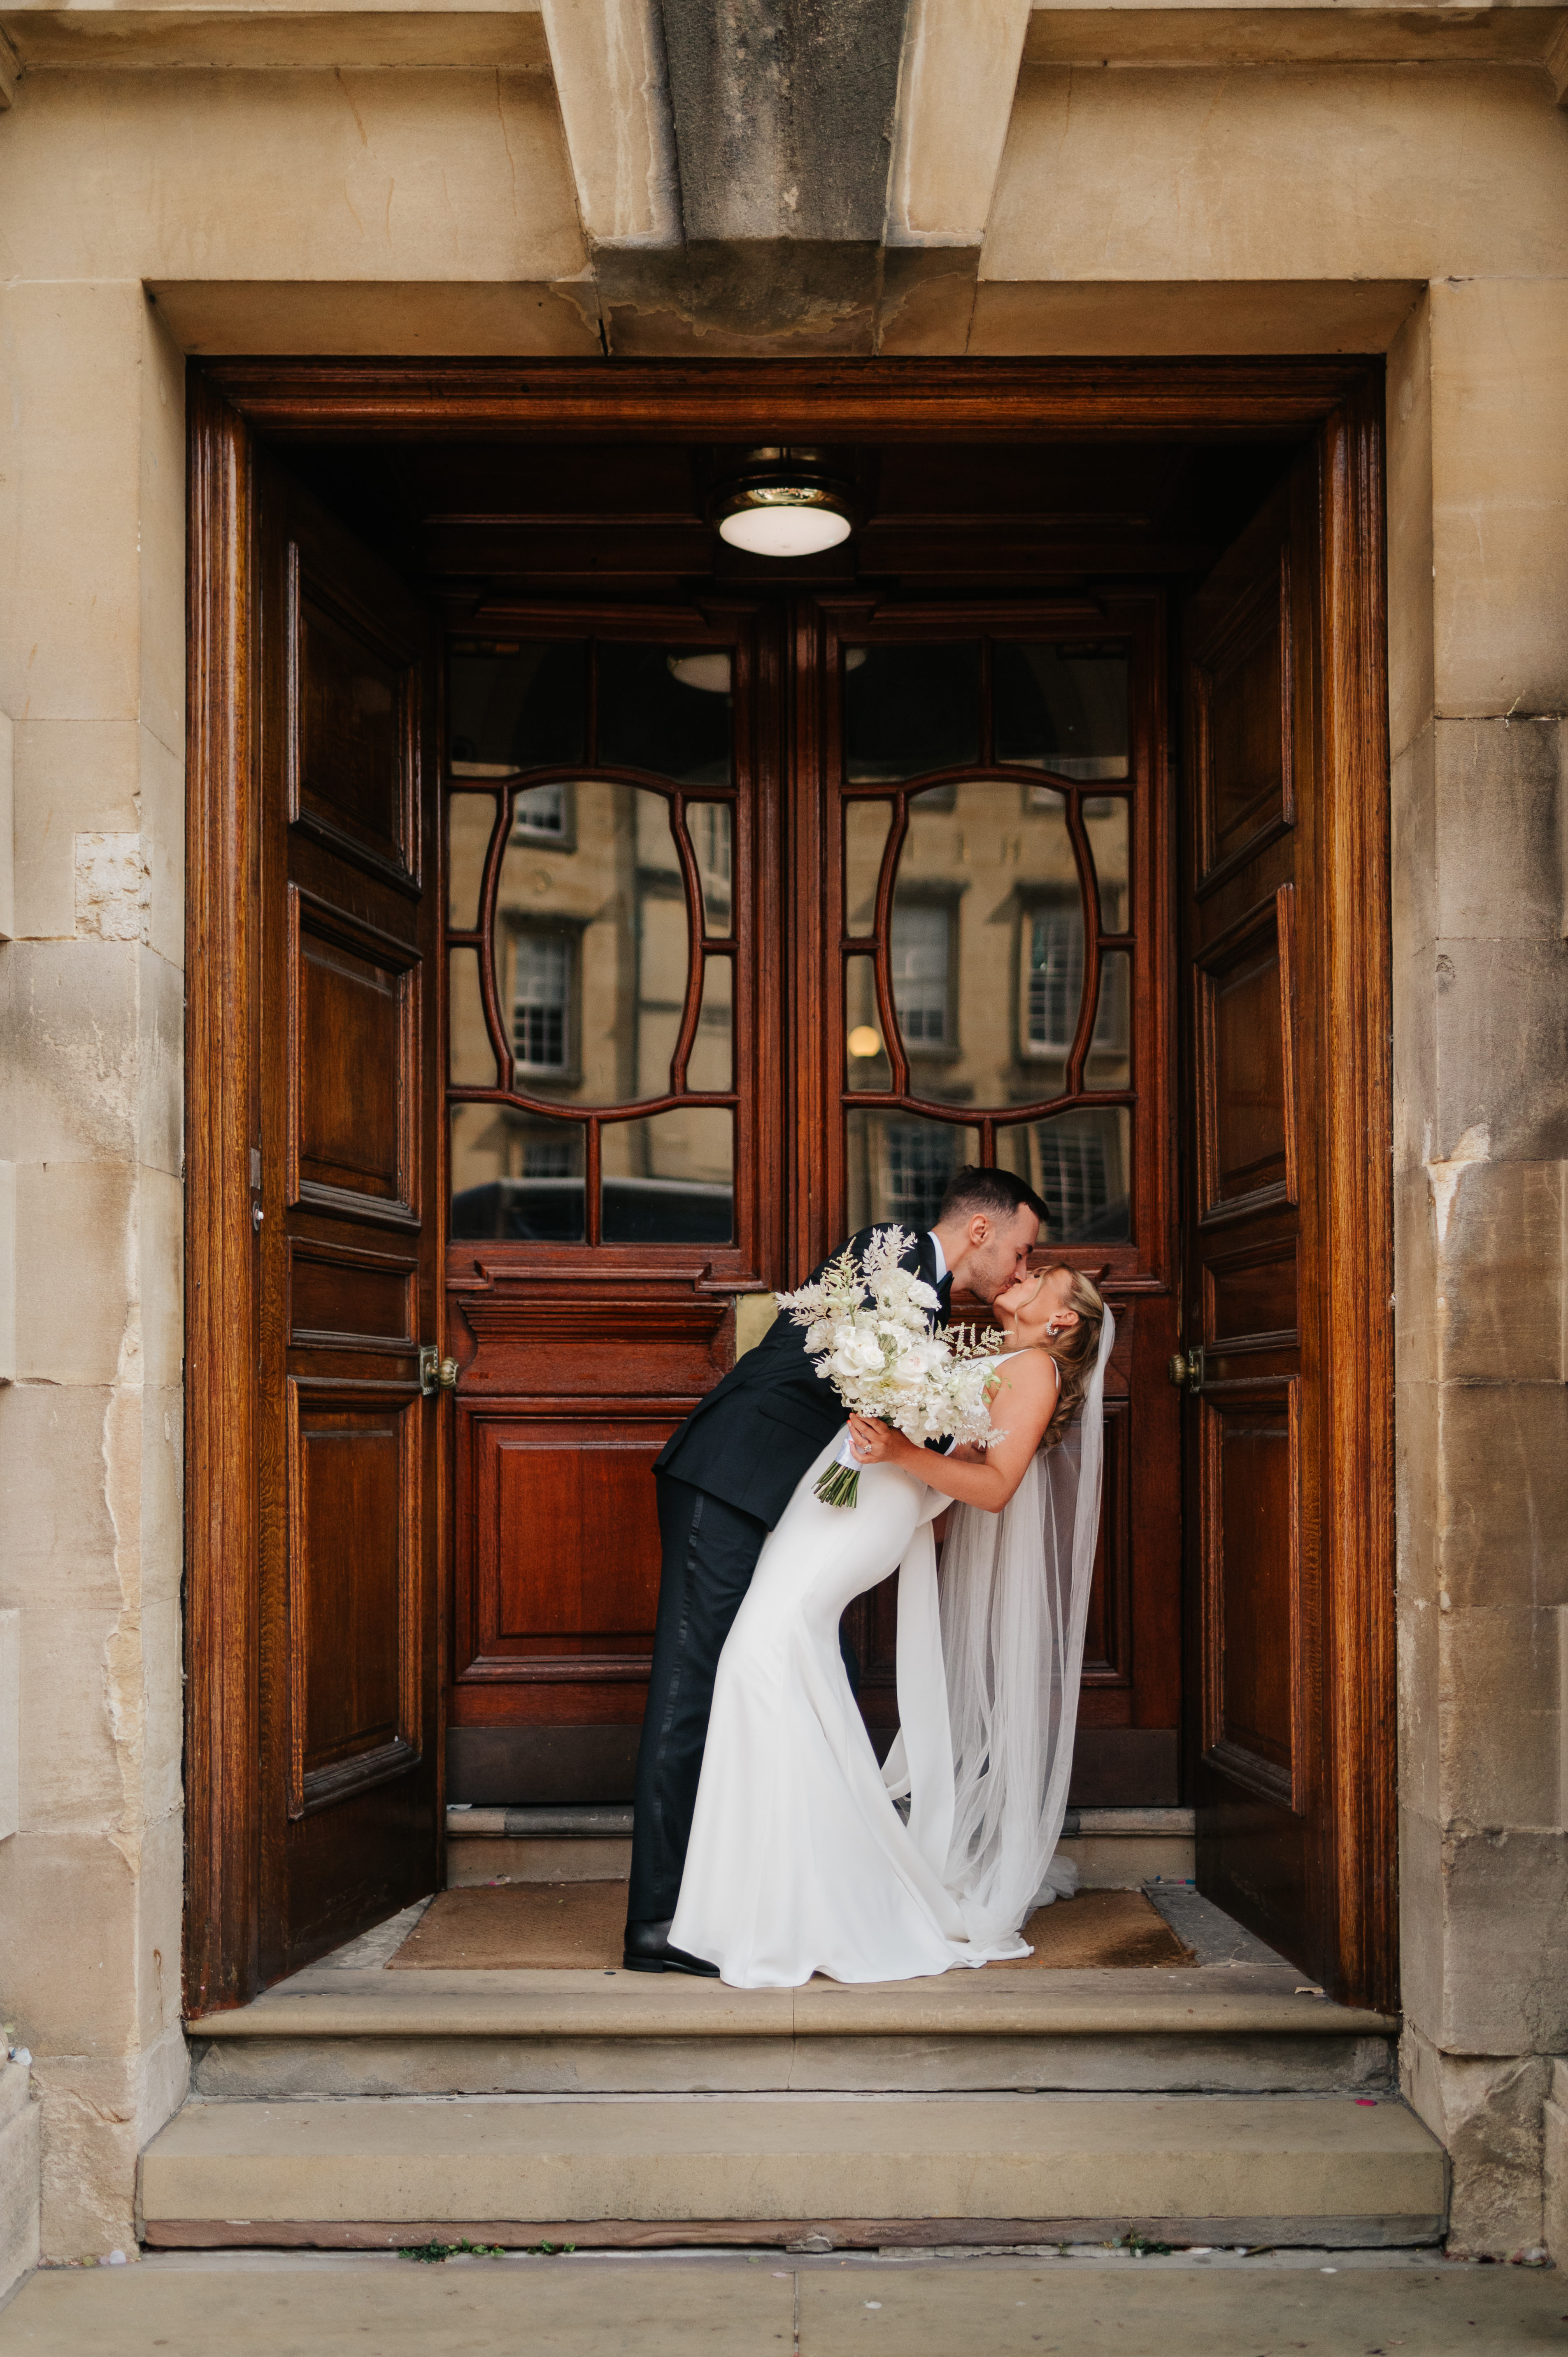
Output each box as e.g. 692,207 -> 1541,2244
931,1306 -> 1117,1942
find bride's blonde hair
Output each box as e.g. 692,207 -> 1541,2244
1039,1266 -> 1107,1452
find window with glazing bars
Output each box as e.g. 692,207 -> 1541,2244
885,1121 -> 957,1229
891,903 -> 951,1047
1036,1119 -> 1110,1234
513,782 -> 567,839
1028,905 -> 1083,1054
513,931 -> 570,1071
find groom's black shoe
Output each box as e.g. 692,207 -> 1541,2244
622,1918 -> 720,1977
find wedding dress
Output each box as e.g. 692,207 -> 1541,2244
668,1312 -> 1116,1989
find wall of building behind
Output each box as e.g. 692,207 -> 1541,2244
0,0 -> 1563,2263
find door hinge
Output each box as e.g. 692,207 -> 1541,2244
419,1346 -> 459,1396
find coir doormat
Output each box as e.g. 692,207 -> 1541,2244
387,1882 -> 1194,1973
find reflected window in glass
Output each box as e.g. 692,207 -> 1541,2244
847,1111 -> 978,1234
449,641 -> 586,775
994,642 -> 1130,780
891,902 -> 952,1050
1026,899 -> 1084,1056
1029,1109 -> 1133,1245
514,782 -> 571,843
513,931 -> 571,1074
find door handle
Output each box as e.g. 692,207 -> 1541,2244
419,1346 -> 459,1397
1167,1344 -> 1205,1393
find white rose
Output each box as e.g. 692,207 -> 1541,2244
886,1338 -> 942,1393
907,1278 -> 940,1311
829,1333 -> 885,1381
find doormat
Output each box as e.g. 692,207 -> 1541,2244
386,1882 -> 1195,1973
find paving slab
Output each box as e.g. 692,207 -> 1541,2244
1,2255 -> 1560,2357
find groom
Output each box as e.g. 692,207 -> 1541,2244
624,1164 -> 1048,1974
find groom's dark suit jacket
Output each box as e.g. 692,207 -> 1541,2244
653,1228 -> 951,1528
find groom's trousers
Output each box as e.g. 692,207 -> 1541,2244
627,1473 -> 770,1927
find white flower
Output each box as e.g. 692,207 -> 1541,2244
885,1338 -> 943,1393
828,1333 -> 886,1381
906,1277 -> 940,1311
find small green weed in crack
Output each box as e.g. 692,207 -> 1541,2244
399,2239 -> 508,2264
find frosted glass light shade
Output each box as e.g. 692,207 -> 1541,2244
719,502 -> 853,558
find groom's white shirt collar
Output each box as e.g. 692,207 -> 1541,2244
926,1231 -> 947,1286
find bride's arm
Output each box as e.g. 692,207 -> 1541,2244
846,1354 -> 1060,1512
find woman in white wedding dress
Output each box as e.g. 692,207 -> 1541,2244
668,1263 -> 1113,1989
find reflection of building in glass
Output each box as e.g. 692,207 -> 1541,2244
884,1120 -> 959,1229
842,641 -> 1133,1245
446,642 -> 735,1244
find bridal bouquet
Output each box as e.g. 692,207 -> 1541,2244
776,1225 -> 1004,1508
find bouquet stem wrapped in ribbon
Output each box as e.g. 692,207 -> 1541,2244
775,1226 -> 1005,1508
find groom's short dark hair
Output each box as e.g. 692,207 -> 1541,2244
938,1164 -> 1050,1228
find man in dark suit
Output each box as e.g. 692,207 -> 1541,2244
624,1165 -> 1049,1973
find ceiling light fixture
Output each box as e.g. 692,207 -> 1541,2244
710,446 -> 859,560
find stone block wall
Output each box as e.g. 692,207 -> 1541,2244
0,282 -> 191,2257
0,2056 -> 41,2300
1388,281 -> 1568,2258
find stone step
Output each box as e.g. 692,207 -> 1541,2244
188,1965 -> 1398,2101
139,2090 -> 1445,2251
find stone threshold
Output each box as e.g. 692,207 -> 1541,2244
445,1805 -> 1196,1840
189,1964 -> 1394,2043
443,1804 -> 1200,1893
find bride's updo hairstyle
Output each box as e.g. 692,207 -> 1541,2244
1041,1267 -> 1107,1452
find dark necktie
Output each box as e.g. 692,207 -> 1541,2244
934,1271 -> 954,1323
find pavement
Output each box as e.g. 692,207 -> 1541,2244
0,2248 -> 1561,2354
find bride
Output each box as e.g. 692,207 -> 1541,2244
668,1261 -> 1113,1989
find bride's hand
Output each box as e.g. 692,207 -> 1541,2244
845,1415 -> 911,1468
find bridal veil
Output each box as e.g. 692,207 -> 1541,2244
884,1305 -> 1117,1949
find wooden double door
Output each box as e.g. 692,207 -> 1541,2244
226,419 -> 1387,2008
442,589 -> 1184,1812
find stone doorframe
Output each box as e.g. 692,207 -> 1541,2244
182,354 -> 1395,2016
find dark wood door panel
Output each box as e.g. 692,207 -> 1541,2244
460,1413 -> 667,1668
286,1380 -> 421,1814
1196,892 -> 1298,1224
288,889 -> 419,1224
289,1238 -> 418,1353
1192,547 -> 1295,890
1205,1236 -> 1298,1355
293,571 -> 418,886
1183,451 -> 1337,1984
1200,1386 -> 1300,1805
256,458 -> 443,1986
